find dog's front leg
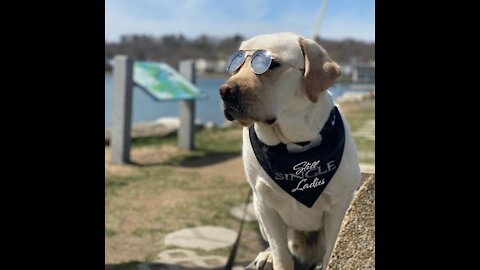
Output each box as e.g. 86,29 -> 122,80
255,203 -> 294,270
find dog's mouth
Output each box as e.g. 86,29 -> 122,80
223,109 -> 235,121
222,98 -> 276,125
264,118 -> 276,125
223,102 -> 243,121
223,108 -> 276,126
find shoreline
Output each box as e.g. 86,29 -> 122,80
105,71 -> 228,80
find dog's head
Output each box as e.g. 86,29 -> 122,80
219,32 -> 340,126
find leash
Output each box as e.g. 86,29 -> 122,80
224,188 -> 253,270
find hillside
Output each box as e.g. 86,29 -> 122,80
105,34 -> 374,71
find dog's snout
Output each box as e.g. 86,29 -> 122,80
219,82 -> 240,100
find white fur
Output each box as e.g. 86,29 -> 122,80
236,33 -> 361,270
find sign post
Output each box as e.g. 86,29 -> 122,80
111,55 -> 133,164
109,57 -> 203,163
178,60 -> 196,150
133,60 -> 202,151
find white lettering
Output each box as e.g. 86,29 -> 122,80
293,160 -> 321,175
327,160 -> 336,171
291,177 -> 326,193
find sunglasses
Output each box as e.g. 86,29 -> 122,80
226,49 -> 305,75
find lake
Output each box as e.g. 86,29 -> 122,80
105,74 -> 371,128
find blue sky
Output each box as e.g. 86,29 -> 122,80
105,0 -> 375,42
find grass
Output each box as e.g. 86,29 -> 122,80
131,125 -> 243,166
131,102 -> 374,155
131,132 -> 177,147
105,227 -> 117,237
132,125 -> 243,152
105,100 -> 374,265
132,101 -> 374,164
341,102 -> 375,163
106,127 -> 252,263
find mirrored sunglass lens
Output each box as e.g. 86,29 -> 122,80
251,50 -> 272,74
226,51 -> 246,73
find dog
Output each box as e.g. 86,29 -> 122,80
219,32 -> 361,270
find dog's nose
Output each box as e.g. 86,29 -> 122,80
219,82 -> 240,100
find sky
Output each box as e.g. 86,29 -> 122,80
105,0 -> 375,43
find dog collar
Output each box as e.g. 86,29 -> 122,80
249,106 -> 345,208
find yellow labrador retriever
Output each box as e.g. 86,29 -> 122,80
219,32 -> 361,270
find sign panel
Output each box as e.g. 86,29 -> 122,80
133,61 -> 202,101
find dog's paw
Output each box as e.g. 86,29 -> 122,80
252,250 -> 273,270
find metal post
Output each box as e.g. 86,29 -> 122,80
178,60 -> 196,150
111,55 -> 133,164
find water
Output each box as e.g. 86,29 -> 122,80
105,74 -> 227,128
105,74 -> 372,128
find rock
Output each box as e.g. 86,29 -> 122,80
164,226 -> 237,251
151,248 -> 249,269
327,173 -> 375,270
155,248 -> 227,269
155,117 -> 180,129
205,121 -> 215,129
105,117 -> 208,144
336,92 -> 365,103
105,121 -> 177,144
230,202 -> 257,222
156,249 -> 198,263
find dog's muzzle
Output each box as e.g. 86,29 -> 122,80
219,82 -> 240,103
220,82 -> 242,121
219,82 -> 276,125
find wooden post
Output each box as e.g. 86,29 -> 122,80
111,55 -> 133,164
178,60 -> 196,150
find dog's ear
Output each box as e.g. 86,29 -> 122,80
299,37 -> 341,103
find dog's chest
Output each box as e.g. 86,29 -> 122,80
242,129 -> 338,230
255,176 -> 332,229
247,107 -> 345,208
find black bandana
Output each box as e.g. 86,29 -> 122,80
249,106 -> 345,208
